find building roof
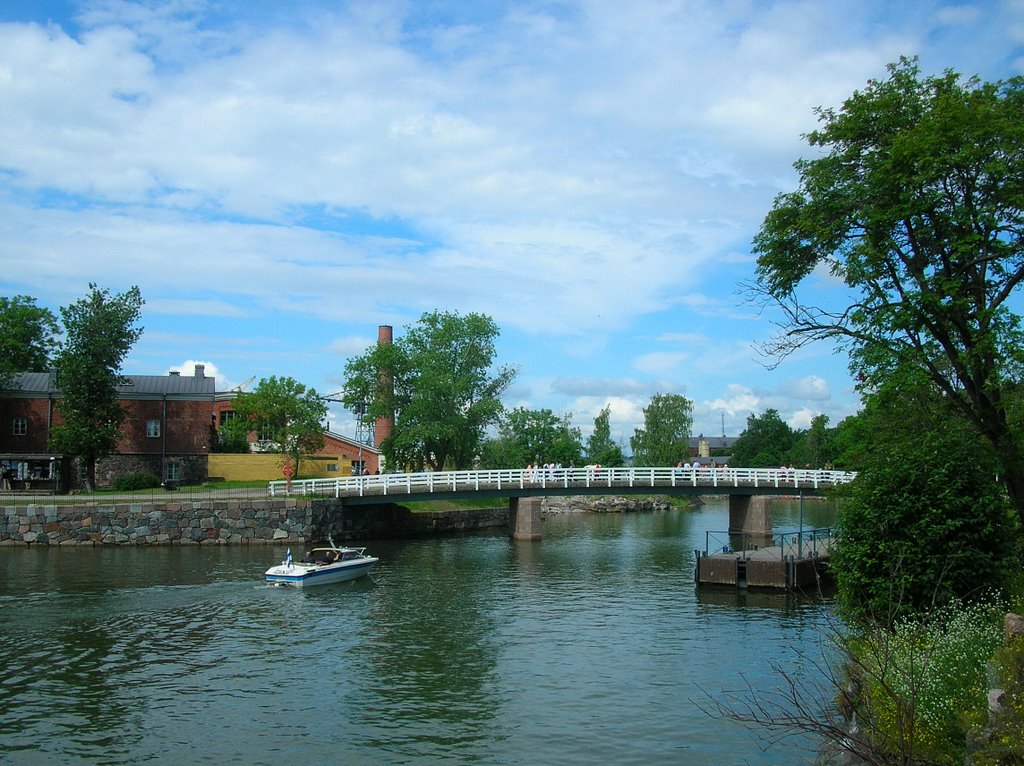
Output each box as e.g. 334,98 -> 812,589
688,435 -> 739,450
4,366 -> 215,399
323,430 -> 380,454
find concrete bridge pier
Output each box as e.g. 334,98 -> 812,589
728,495 -> 772,537
510,497 -> 542,541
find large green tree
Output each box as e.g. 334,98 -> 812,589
481,407 -> 582,468
343,311 -> 516,471
750,57 -> 1024,524
785,413 -> 836,469
228,376 -> 327,477
729,408 -> 796,467
49,284 -> 144,489
0,295 -> 59,385
629,393 -> 693,466
586,404 -> 625,466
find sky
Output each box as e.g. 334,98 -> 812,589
1,0 -> 1023,449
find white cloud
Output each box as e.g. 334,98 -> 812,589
779,375 -> 831,402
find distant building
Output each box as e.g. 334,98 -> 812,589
0,365 -> 215,490
688,434 -> 738,459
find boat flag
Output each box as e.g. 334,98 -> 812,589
285,548 -> 293,566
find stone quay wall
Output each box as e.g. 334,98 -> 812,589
0,499 -> 510,546
0,495 -> 678,547
0,499 -> 313,546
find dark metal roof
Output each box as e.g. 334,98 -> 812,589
4,370 -> 215,398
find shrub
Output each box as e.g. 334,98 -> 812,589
849,599 -> 1006,765
114,472 -> 161,491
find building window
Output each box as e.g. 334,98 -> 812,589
165,463 -> 180,481
12,417 -> 26,437
146,419 -> 161,438
327,463 -> 339,472
219,411 -> 236,426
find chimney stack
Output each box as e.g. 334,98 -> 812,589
373,325 -> 394,449
194,364 -> 205,378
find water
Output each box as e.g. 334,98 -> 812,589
0,498 -> 837,765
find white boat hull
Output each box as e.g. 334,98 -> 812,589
265,543 -> 378,586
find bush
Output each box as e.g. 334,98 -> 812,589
831,404 -> 1021,627
849,599 -> 1006,764
114,472 -> 161,491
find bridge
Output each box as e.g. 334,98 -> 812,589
269,466 -> 856,540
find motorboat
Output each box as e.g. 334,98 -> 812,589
265,538 -> 378,587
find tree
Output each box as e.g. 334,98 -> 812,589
586,404 -> 625,465
730,408 -> 796,467
786,413 -> 836,468
49,284 -> 144,489
343,311 -> 516,471
0,295 -> 59,385
229,376 -> 327,476
629,393 -> 693,466
830,379 -> 1020,627
750,57 -> 1024,524
481,407 -> 582,468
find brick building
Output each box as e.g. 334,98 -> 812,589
0,365 -> 215,490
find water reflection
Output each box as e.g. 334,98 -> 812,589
0,499 -> 838,765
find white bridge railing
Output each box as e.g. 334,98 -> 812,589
268,466 -> 856,499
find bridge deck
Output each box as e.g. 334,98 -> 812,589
270,466 -> 855,504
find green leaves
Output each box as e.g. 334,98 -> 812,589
629,393 -> 693,467
751,57 -> 1024,522
49,284 -> 144,488
342,311 -> 516,471
231,376 -> 327,470
0,295 -> 58,384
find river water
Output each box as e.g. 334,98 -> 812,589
0,498 -> 839,765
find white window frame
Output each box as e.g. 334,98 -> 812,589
12,417 -> 27,437
146,419 -> 161,438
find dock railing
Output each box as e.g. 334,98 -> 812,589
699,527 -> 835,562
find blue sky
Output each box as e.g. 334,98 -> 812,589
1,1 -> 1022,447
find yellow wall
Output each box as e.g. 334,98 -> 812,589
208,454 -> 351,482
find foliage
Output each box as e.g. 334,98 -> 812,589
629,393 -> 693,466
848,599 -> 1006,765
229,376 -> 327,475
703,600 -> 1010,766
831,382 -> 1021,627
342,311 -> 516,471
49,284 -> 144,490
212,416 -> 252,453
749,57 -> 1024,524
0,295 -> 59,385
479,407 -> 582,468
729,408 -> 796,467
787,413 -> 837,468
971,630 -> 1024,764
114,472 -> 161,491
586,404 -> 625,466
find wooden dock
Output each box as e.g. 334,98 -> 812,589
695,531 -> 833,591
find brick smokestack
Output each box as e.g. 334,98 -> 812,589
373,325 -> 394,449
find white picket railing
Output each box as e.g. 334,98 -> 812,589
268,466 -> 856,499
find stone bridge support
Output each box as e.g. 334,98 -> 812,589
728,495 -> 772,537
510,496 -> 542,541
